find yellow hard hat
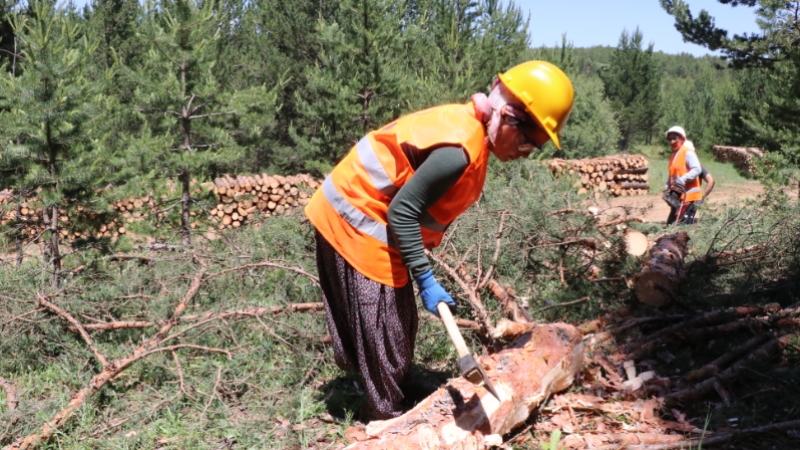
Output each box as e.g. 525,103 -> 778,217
498,60 -> 575,150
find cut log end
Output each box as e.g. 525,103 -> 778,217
625,230 -> 649,257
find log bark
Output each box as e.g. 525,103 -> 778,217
344,323 -> 583,450
633,231 -> 690,306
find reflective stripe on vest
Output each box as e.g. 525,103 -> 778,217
356,137 -> 398,197
322,176 -> 389,245
355,137 -> 449,233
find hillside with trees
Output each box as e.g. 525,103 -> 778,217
1,0 -> 799,449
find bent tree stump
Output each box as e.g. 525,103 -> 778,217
345,323 -> 583,449
634,231 -> 690,306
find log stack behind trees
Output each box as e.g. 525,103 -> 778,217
712,146 -> 764,173
209,173 -> 319,230
0,174 -> 321,243
549,155 -> 650,197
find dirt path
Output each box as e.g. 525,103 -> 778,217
593,181 -> 767,223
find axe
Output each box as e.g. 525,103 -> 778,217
437,302 -> 500,400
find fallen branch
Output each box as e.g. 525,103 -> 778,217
628,304 -> 782,359
591,277 -> 627,284
534,296 -> 589,314
7,266 -> 207,450
38,296 -> 108,368
610,419 -> 800,450
485,279 -> 530,323
597,217 -> 644,228
687,244 -> 771,272
107,254 -> 154,264
0,377 -> 18,412
683,333 -> 772,383
205,261 -> 319,285
529,236 -> 603,251
477,211 -> 507,290
69,303 -> 325,333
664,335 -> 791,406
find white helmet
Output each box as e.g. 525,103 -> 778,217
665,126 -> 686,139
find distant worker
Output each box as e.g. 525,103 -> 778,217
663,126 -> 702,225
305,61 -> 574,421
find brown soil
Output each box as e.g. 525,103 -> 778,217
592,181 -> 767,224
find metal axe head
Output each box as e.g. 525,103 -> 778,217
458,354 -> 500,400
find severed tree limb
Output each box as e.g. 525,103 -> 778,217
205,261 -> 319,285
0,377 -> 18,412
687,244 -> 767,272
68,303 -> 326,333
534,296 -> 589,314
478,211 -> 507,290
596,217 -> 644,228
7,266 -> 207,450
528,236 -> 603,251
683,333 -> 772,383
628,304 -> 782,359
485,279 -> 530,323
38,296 -> 108,368
605,419 -> 800,450
428,251 -> 494,336
664,334 -> 792,406
140,344 -> 232,360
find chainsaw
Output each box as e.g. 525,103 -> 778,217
662,177 -> 686,210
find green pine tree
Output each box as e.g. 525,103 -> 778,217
121,0 -> 279,245
598,28 -> 662,150
0,0 -> 105,286
661,0 -> 800,171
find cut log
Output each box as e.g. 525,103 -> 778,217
633,231 -> 690,306
624,230 -> 650,257
621,181 -> 649,190
345,324 -> 583,450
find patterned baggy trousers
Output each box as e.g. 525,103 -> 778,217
315,231 -> 419,420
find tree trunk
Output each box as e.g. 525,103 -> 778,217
42,204 -> 61,287
633,231 -> 690,306
15,203 -> 24,266
345,323 -> 584,450
180,168 -> 191,246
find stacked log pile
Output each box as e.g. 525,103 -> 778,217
712,145 -> 764,173
209,173 -> 319,230
549,154 -> 650,196
0,201 -> 128,241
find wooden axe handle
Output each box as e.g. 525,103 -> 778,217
437,302 -> 470,358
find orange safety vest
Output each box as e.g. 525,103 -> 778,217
668,144 -> 703,202
305,103 -> 489,287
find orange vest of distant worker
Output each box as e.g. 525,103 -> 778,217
305,103 -> 489,287
669,144 -> 703,202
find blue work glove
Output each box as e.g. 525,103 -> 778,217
695,199 -> 704,206
414,270 -> 456,318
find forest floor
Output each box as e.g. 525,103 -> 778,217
598,180 -> 767,224
2,156 -> 799,450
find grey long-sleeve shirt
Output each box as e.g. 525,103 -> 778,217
387,146 -> 468,279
